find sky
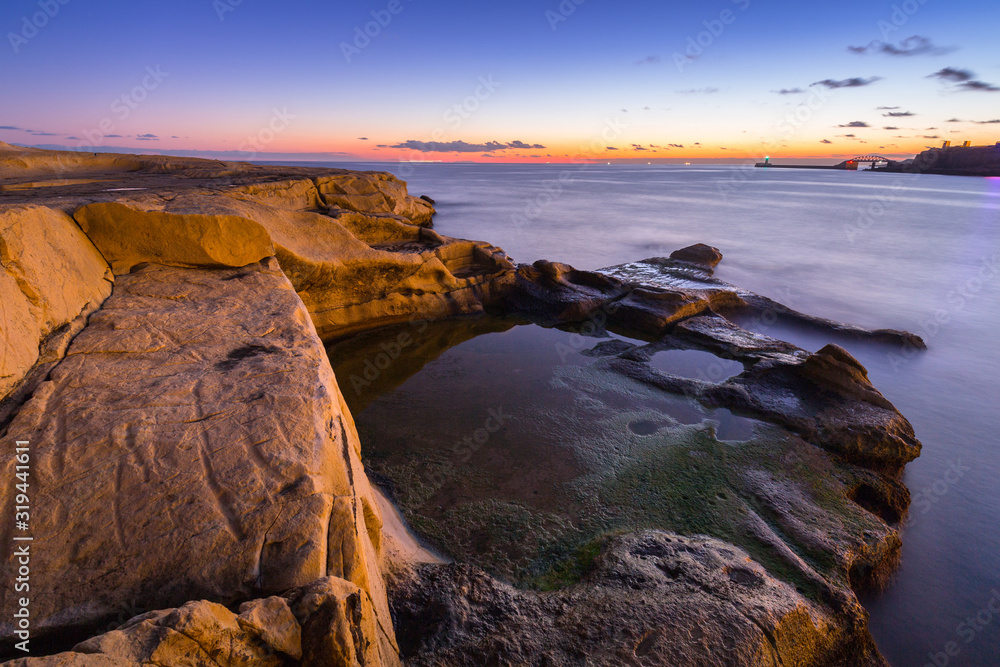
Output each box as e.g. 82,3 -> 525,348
1,0 -> 998,163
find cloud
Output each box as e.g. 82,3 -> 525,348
29,131 -> 57,136
773,88 -> 805,95
0,125 -> 20,130
877,106 -> 899,110
929,67 -> 974,82
838,121 -> 870,127
848,35 -> 953,57
883,126 -> 900,130
171,135 -> 179,139
820,139 -> 833,144
507,140 -> 545,150
677,87 -> 718,94
884,111 -> 915,117
930,68 -> 1000,91
136,133 -> 158,141
358,137 -> 369,141
606,147 -> 619,150
976,119 -> 1000,124
631,144 -> 648,151
840,134 -> 857,138
958,80 -> 1000,91
812,77 -> 881,89
66,136 -> 80,140
669,144 -> 684,148
636,55 -> 660,65
105,134 -> 123,138
923,135 -> 940,139
945,118 -> 963,122
388,139 -> 545,153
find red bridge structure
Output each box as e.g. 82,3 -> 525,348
839,155 -> 891,170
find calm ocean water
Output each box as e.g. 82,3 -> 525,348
294,161 -> 1000,666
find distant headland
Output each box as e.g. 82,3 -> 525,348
756,141 -> 1000,177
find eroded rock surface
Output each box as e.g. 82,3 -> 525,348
392,531 -> 886,667
0,260 -> 395,662
5,577 -> 389,667
0,205 -> 113,427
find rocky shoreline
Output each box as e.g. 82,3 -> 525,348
0,143 -> 920,665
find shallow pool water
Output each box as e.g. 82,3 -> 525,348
327,318 -> 773,584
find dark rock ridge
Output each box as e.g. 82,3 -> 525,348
0,144 -> 922,665
392,532 -> 887,667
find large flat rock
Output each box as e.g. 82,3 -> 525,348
0,259 -> 395,660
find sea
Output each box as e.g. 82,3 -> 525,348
288,161 -> 1000,666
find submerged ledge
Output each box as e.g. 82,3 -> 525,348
0,144 -> 921,666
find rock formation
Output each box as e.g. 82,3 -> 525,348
0,144 -> 923,665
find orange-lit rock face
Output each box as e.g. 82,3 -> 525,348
0,260 -> 395,662
0,204 -> 113,404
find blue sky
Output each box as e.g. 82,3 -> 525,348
1,0 -> 998,161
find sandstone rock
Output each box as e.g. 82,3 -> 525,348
225,178 -> 322,211
69,191 -> 511,341
0,260 -> 395,660
74,202 -> 275,274
2,574 -> 394,666
669,242 -> 723,268
316,173 -> 435,226
237,596 -> 302,660
393,531 -> 886,666
600,330 -> 920,475
289,577 -> 386,666
0,205 -> 112,406
601,257 -> 926,350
